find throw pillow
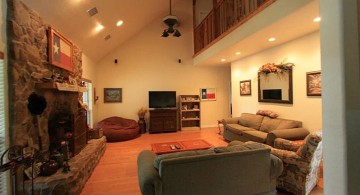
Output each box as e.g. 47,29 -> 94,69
256,110 -> 279,119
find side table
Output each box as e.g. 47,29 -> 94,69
217,119 -> 223,135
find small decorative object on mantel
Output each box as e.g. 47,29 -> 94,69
259,61 -> 295,76
137,107 -> 148,134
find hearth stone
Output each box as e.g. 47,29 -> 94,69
24,137 -> 106,195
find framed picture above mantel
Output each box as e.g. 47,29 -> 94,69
48,27 -> 74,72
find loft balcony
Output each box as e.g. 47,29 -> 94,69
193,0 -> 320,66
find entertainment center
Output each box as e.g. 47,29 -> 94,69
148,91 -> 178,133
149,109 -> 177,133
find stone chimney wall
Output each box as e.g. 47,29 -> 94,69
7,0 -> 83,151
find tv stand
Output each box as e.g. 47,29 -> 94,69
149,109 -> 177,133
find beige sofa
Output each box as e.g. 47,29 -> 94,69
137,141 -> 283,195
223,113 -> 309,146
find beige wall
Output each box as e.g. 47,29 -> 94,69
231,31 -> 322,131
94,0 -> 231,128
0,0 -> 6,51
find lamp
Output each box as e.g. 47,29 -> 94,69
161,0 -> 181,37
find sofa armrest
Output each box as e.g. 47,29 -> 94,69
274,138 -> 303,152
270,154 -> 283,180
137,150 -> 162,195
222,117 -> 240,126
270,148 -> 309,166
266,128 -> 310,146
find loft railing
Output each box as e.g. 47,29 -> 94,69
194,0 -> 276,56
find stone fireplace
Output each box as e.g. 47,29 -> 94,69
6,0 -> 106,194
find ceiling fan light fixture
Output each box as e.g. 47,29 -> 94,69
173,29 -> 181,37
161,0 -> 180,38
167,26 -> 175,33
161,29 -> 169,37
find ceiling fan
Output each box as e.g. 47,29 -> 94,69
161,0 -> 181,37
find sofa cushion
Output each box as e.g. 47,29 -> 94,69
239,113 -> 264,130
243,141 -> 267,149
213,144 -> 250,153
226,124 -> 255,134
277,119 -> 302,129
241,131 -> 268,143
228,140 -> 245,146
153,149 -> 215,169
259,117 -> 283,133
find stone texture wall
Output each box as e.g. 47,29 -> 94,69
24,137 -> 107,195
7,0 -> 83,151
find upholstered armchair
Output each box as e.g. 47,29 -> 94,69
268,132 -> 323,195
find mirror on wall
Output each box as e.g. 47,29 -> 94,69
258,69 -> 293,104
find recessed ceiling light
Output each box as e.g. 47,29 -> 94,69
116,20 -> 124,27
221,59 -> 226,62
235,52 -> 241,55
95,24 -> 104,32
268,37 -> 276,42
313,17 -> 321,22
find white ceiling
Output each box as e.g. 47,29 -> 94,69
21,0 -> 319,66
21,0 -> 181,62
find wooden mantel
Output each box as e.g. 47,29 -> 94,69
35,82 -> 88,92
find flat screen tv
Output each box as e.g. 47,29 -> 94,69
149,91 -> 176,109
263,89 -> 282,100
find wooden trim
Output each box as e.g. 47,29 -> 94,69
81,78 -> 92,83
193,0 -> 276,57
0,51 -> 4,59
193,0 -> 196,29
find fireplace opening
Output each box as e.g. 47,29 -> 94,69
48,107 -> 88,157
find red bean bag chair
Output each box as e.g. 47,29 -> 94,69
96,116 -> 140,142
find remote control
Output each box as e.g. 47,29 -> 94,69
175,145 -> 181,149
170,145 -> 176,150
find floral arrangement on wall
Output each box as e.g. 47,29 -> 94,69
259,61 -> 295,76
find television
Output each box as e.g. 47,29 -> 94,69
149,91 -> 176,109
263,89 -> 282,100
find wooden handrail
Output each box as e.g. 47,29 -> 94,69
193,0 -> 276,56
0,51 -> 3,59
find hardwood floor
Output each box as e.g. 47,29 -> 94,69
80,127 -> 323,195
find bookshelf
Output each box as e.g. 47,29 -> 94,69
179,95 -> 201,130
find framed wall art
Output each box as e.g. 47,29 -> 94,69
48,27 -> 74,71
104,88 -> 122,103
240,80 -> 251,96
200,88 -> 216,101
306,71 -> 322,96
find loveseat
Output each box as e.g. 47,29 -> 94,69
223,113 -> 309,146
137,141 -> 283,195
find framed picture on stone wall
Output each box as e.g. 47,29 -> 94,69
48,27 -> 74,72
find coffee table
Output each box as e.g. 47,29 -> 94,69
151,139 -> 213,154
